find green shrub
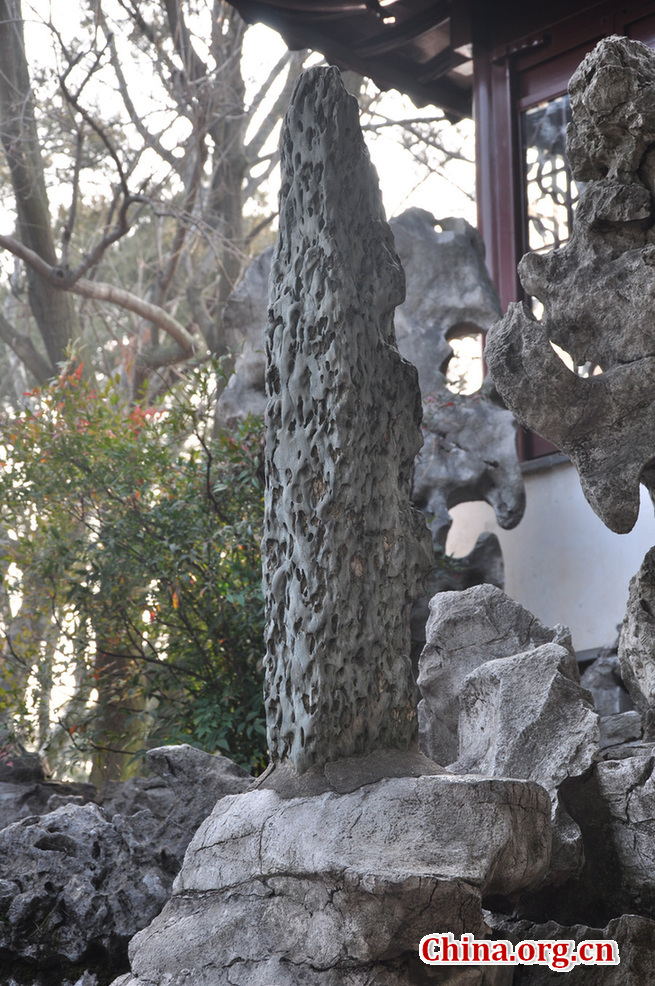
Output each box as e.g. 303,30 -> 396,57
0,362 -> 267,779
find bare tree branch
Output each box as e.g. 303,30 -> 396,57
0,310 -> 52,382
0,233 -> 198,354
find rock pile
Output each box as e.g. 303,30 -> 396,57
0,745 -> 253,985
479,33 -> 655,981
8,34 -> 655,986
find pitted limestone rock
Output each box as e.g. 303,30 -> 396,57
417,584 -> 571,766
263,66 -> 432,773
412,389 -> 524,549
0,803 -> 171,963
110,66 -> 553,986
217,210 -> 524,556
485,36 -> 655,534
215,245 -> 272,428
217,209 -> 504,428
389,209 -> 502,395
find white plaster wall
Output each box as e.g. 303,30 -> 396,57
446,460 -> 655,654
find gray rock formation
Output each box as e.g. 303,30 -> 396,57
412,388 -> 524,550
0,802 -> 171,964
0,777 -> 96,832
263,66 -> 432,773
217,210 -> 504,431
0,745 -> 253,979
488,913 -> 655,984
485,36 -> 655,535
580,653 -> 634,718
99,745 -> 254,864
619,546 -> 655,717
417,584 -> 571,766
0,736 -> 96,831
389,210 -> 501,393
216,209 -> 525,571
115,775 -> 550,986
599,710 -> 642,751
112,66 -> 552,986
215,245 -> 272,427
595,750 -> 655,911
451,640 -> 599,882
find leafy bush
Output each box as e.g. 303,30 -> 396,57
0,362 -> 267,780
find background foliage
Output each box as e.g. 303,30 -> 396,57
0,1 -> 473,783
0,360 -> 267,782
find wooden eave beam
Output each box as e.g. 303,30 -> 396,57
351,1 -> 451,58
230,0 -> 472,118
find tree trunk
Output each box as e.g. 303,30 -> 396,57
0,0 -> 78,373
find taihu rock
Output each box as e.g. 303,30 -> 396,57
0,803 -> 171,964
111,66 -> 552,986
0,746 -> 253,976
217,209 -> 525,559
595,750 -> 655,912
262,66 -> 432,774
488,913 -> 655,984
389,209 -> 501,393
580,653 -> 634,718
485,36 -> 655,535
113,776 -> 550,986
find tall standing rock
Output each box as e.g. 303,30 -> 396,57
110,68 -> 552,986
263,66 -> 432,774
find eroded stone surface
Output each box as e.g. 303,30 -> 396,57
390,209 -> 501,395
417,584 -> 571,766
263,66 -> 432,773
450,642 -> 599,882
595,750 -> 655,910
215,245 -> 272,428
485,36 -> 655,534
0,803 -> 172,963
412,389 -> 524,550
113,775 -> 550,986
619,547 -> 655,716
0,747 -> 253,975
489,913 -> 655,984
217,209 -> 524,560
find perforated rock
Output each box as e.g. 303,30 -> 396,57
390,209 -> 502,396
263,66 -> 432,773
217,209 -> 525,558
412,389 -> 524,550
108,67 -> 553,986
485,36 -> 655,535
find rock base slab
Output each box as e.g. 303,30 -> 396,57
114,774 -> 551,986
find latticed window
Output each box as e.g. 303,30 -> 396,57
522,93 -> 584,255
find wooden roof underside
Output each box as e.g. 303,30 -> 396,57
226,0 -> 609,120
228,0 -> 474,120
